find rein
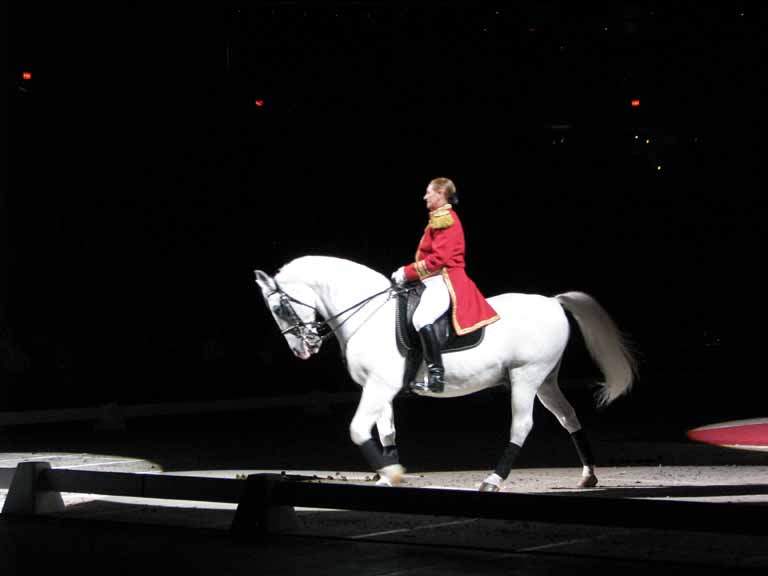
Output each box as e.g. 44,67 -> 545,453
267,281 -> 413,352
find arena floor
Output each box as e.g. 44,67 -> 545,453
1,397 -> 766,574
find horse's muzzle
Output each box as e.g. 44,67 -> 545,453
293,347 -> 312,360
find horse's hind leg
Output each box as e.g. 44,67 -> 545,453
537,372 -> 598,488
480,365 -> 541,492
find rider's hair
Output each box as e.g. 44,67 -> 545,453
429,177 -> 458,205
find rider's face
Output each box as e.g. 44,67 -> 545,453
424,185 -> 447,211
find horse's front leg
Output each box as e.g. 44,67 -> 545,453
350,382 -> 404,485
374,400 -> 400,486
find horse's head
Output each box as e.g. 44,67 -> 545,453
254,269 -> 324,360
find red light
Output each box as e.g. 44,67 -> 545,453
631,99 -> 641,107
22,71 -> 32,80
254,100 -> 264,107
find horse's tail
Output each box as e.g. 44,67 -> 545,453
555,291 -> 637,407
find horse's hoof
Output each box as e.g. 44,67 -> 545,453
376,476 -> 393,487
379,464 -> 405,485
578,474 -> 598,488
480,482 -> 500,492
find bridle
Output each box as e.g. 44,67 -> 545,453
264,280 -> 405,355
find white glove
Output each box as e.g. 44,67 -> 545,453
391,266 -> 406,285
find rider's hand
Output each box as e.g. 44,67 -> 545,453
391,267 -> 406,285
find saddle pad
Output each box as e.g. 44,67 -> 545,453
395,283 -> 484,356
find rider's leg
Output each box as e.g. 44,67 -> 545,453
415,325 -> 445,393
411,275 -> 451,393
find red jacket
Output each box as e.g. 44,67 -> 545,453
404,205 -> 499,335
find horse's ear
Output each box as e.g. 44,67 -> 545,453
254,270 -> 275,291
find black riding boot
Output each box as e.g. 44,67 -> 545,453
411,324 -> 445,393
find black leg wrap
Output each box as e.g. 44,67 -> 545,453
359,438 -> 386,471
494,442 -> 521,479
382,445 -> 400,467
570,429 -> 595,466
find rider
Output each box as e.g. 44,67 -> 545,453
391,178 -> 499,393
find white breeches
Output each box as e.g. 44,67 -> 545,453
412,274 -> 451,331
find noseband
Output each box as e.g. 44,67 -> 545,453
266,283 -> 329,354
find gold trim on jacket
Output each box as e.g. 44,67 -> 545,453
429,204 -> 454,229
414,260 -> 432,279
442,269 -> 501,335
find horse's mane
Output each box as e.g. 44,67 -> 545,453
276,255 -> 389,290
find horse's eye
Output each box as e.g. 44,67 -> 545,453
271,298 -> 294,319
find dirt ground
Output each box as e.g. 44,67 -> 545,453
1,399 -> 766,574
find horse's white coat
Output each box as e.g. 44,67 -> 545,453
255,256 -> 636,487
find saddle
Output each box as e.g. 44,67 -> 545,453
395,282 -> 485,389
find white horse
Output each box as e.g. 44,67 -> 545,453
255,255 -> 636,491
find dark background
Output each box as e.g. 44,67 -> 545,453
4,3 -> 765,423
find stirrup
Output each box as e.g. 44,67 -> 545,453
410,376 -> 444,394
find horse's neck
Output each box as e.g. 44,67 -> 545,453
313,265 -> 390,332
282,257 -> 391,343
325,285 -> 394,351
